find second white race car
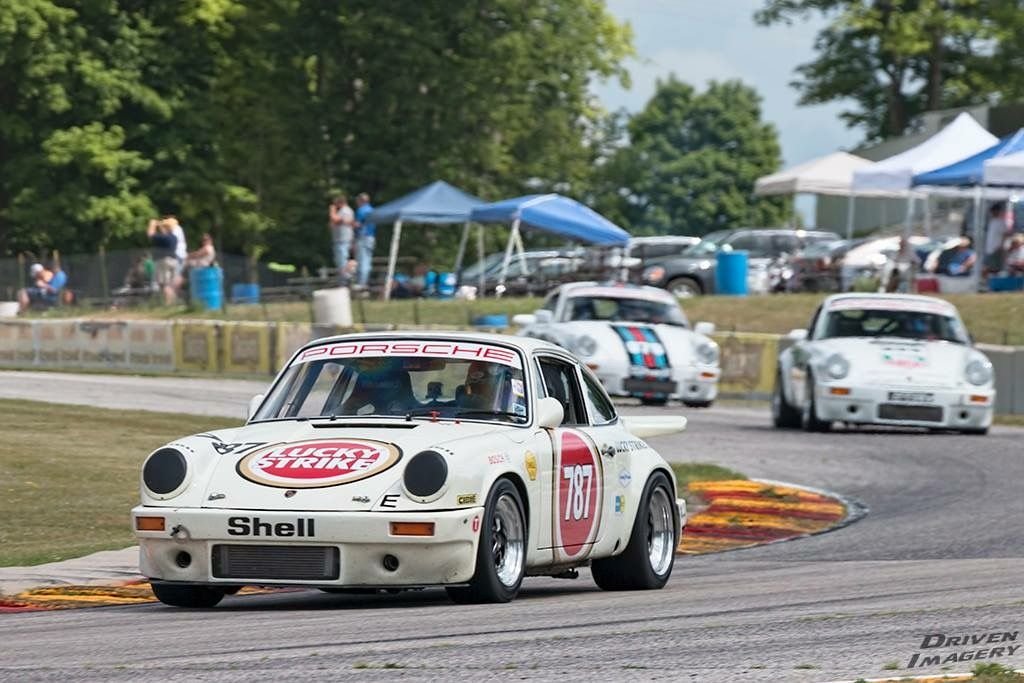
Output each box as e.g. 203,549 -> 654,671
513,283 -> 720,407
773,293 -> 994,434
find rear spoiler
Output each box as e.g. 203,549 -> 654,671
620,415 -> 687,438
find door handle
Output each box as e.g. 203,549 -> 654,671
600,444 -> 616,458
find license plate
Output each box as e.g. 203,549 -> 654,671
887,391 -> 934,403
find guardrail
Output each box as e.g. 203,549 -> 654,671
0,320 -> 1020,415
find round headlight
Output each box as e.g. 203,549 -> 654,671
825,353 -> 850,380
143,448 -> 188,499
965,358 -> 992,386
696,341 -> 719,365
403,450 -> 449,503
573,335 -> 597,357
643,266 -> 666,284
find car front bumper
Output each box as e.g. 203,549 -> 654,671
814,383 -> 993,429
598,366 -> 719,403
132,506 -> 483,588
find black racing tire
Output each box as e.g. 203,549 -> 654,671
771,370 -> 801,429
960,427 -> 989,436
150,581 -> 225,608
639,397 -> 669,406
683,400 -> 713,408
801,375 -> 831,433
665,277 -> 703,298
591,471 -> 677,591
446,478 -> 526,604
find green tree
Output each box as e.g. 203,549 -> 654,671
601,77 -> 787,236
754,0 -> 1016,142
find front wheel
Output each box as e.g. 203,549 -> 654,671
960,427 -> 989,436
683,400 -> 713,408
666,277 -> 702,298
150,582 -> 225,608
446,479 -> 526,604
639,396 -> 669,406
772,371 -> 801,428
592,471 -> 676,591
801,376 -> 831,432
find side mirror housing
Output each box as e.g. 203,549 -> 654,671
534,309 -> 554,325
694,321 -> 715,336
512,313 -> 537,327
536,396 -> 564,429
787,328 -> 808,341
247,393 -> 265,420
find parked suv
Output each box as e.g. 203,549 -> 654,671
642,228 -> 841,296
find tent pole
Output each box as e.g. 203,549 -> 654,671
382,219 -> 403,301
497,218 -> 520,298
453,221 -> 470,281
477,223 -> 486,297
845,194 -> 856,240
923,194 -> 931,237
972,186 -> 984,292
514,225 -> 527,275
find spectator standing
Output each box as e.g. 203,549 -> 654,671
329,195 -> 355,285
147,218 -> 179,304
164,215 -> 188,284
354,193 -> 376,289
984,202 -> 1011,274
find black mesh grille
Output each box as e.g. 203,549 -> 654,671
878,404 -> 943,422
211,545 -> 339,581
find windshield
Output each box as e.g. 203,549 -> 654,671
254,340 -> 529,423
563,295 -> 688,326
821,309 -> 968,344
460,253 -> 505,280
683,230 -> 732,257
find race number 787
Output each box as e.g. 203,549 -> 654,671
562,464 -> 594,521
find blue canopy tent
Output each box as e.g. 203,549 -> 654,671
366,180 -> 484,300
469,194 -> 629,291
913,129 -> 1024,186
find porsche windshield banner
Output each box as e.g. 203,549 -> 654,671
294,340 -> 523,368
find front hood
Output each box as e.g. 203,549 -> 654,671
813,338 -> 972,388
565,321 -> 706,367
158,419 -> 512,512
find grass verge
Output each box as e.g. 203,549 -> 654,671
0,399 -> 238,567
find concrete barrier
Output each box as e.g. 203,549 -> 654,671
0,321 -> 36,366
712,331 -> 780,400
126,321 -> 175,371
221,322 -> 271,375
174,322 -> 219,372
977,344 -> 1017,416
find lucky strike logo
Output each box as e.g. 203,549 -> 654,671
237,439 -> 401,488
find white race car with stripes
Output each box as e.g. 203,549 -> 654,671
773,293 -> 994,434
132,332 -> 688,607
513,282 -> 720,406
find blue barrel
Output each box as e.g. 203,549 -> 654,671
437,272 -> 457,298
472,314 -> 508,328
190,266 -> 223,310
715,250 -> 748,295
230,283 -> 261,304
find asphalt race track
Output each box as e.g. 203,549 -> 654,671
1,370 -> 1023,682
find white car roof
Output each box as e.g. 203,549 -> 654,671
823,293 -> 958,316
556,281 -> 677,302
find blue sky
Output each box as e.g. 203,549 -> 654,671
593,0 -> 863,221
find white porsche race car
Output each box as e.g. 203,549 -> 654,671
773,293 -> 994,434
132,332 -> 688,607
513,282 -> 720,407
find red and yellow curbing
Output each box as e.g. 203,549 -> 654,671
678,479 -> 848,555
0,479 -> 851,612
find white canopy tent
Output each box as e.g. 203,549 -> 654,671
852,112 -> 997,193
984,150 -> 1024,186
754,151 -> 909,238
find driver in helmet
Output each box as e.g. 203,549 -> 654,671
462,360 -> 507,411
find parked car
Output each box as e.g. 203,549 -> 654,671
132,332 -> 688,607
838,235 -> 943,292
772,293 -> 993,434
459,249 -> 584,296
642,228 -> 841,297
789,239 -> 860,293
512,282 -> 719,407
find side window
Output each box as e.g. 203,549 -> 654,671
771,234 -> 799,256
729,233 -> 770,257
537,357 -> 586,425
581,371 -> 616,425
541,290 -> 559,312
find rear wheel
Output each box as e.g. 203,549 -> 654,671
150,582 -> 225,608
801,375 -> 831,432
446,479 -> 526,604
772,371 -> 801,428
592,471 -> 676,591
665,277 -> 702,298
